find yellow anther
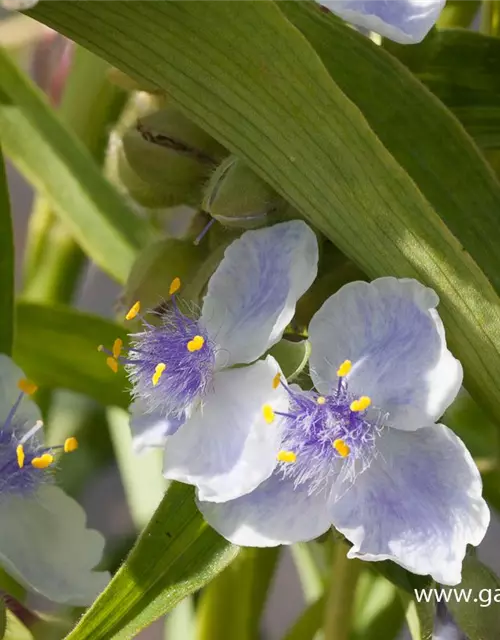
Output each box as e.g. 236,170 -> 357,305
317,396 -> 326,405
187,335 -> 205,352
16,445 -> 24,469
64,437 -> 79,453
152,362 -> 167,386
169,277 -> 181,295
333,439 -> 350,458
112,338 -> 123,359
350,396 -> 371,412
337,360 -> 352,377
31,453 -> 54,469
97,345 -> 104,352
106,357 -> 119,374
125,300 -> 141,321
17,379 -> 38,396
272,372 -> 281,390
277,450 -> 297,463
262,404 -> 275,424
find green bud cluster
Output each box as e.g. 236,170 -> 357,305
202,155 -> 279,229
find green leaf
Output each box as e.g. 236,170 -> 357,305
3,611 -> 32,640
64,482 -> 238,640
0,47 -> 152,284
0,599 -> 5,640
0,148 -> 13,356
446,553 -> 500,639
451,106 -> 500,150
268,339 -> 310,381
27,1 -> 500,427
401,29 -> 500,107
13,302 -> 128,407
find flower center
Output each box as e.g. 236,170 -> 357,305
263,360 -> 384,495
101,278 -> 216,419
0,379 -> 78,496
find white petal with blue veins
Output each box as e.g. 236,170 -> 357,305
201,221 -> 318,368
319,0 -> 445,45
129,399 -> 185,453
0,354 -> 41,430
163,357 -> 289,502
309,278 -> 462,430
198,472 -> 331,546
329,424 -> 489,585
0,485 -> 110,604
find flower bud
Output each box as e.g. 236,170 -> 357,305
122,238 -> 208,313
121,106 -> 225,208
202,155 -> 279,229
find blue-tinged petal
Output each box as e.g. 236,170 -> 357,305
319,0 -> 445,45
201,221 -> 318,368
163,357 -> 288,502
0,354 -> 41,429
198,472 -> 331,546
309,278 -> 462,430
329,424 -> 489,586
129,399 -> 184,453
0,485 -> 110,604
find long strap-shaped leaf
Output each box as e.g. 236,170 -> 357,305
65,482 -> 238,640
0,149 -> 13,356
27,1 -> 500,424
0,48 -> 152,284
14,302 -> 128,407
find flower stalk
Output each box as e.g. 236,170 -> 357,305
323,540 -> 361,640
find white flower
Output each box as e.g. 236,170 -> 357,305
0,354 -> 109,605
119,221 -> 319,502
318,0 -> 446,44
197,278 -> 489,586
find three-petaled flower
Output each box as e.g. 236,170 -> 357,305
122,221 -> 318,502
318,0 -> 446,44
0,354 -> 109,605
197,277 -> 489,586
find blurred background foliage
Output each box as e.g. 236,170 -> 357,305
2,1 -> 500,639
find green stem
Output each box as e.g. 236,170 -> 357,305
22,201 -> 86,303
481,0 -> 500,34
0,148 -> 14,356
196,548 -> 280,640
437,0 -> 480,28
22,45 -> 125,303
323,541 -> 361,640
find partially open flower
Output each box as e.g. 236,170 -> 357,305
198,278 -> 489,586
0,355 -> 109,605
318,0 -> 445,44
101,221 -> 319,501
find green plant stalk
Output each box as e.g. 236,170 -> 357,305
438,0 -> 480,28
481,0 -> 500,35
291,543 -> 327,604
323,541 -> 361,640
23,45 -> 126,303
196,548 -> 280,640
0,148 -> 14,356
